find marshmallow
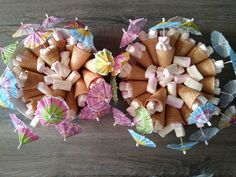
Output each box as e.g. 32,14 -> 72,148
147,77 -> 158,94
60,51 -> 70,67
126,44 -> 143,59
145,65 -> 157,78
43,67 -> 57,76
174,125 -> 185,138
12,59 -> 20,66
121,90 -> 132,99
173,56 -> 191,67
214,60 -> 224,69
66,36 -> 77,45
166,95 -> 184,109
30,117 -> 40,128
180,31 -> 189,40
167,82 -> 177,96
51,61 -> 71,78
44,74 -> 62,85
118,63 -> 132,78
52,31 -> 64,41
214,87 -> 221,95
148,30 -> 158,38
12,66 -> 22,76
53,80 -> 72,91
184,77 -> 203,91
146,101 -> 156,115
139,31 -> 149,41
48,38 -> 56,45
37,82 -> 54,95
77,42 -> 92,53
159,75 -> 173,87
37,57 -> 46,73
197,43 -> 213,56
187,65 -> 204,81
156,36 -> 172,51
119,82 -> 132,91
77,94 -> 87,107
66,71 -> 81,85
174,74 -> 189,84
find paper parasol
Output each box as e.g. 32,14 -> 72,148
87,81 -> 112,110
17,127 -> 39,149
166,141 -> 198,155
9,114 -> 27,132
70,26 -> 94,47
0,41 -> 19,64
64,17 -> 86,29
55,121 -> 82,141
93,49 -> 115,76
41,14 -> 64,29
219,106 -> 236,129
230,49 -> 236,75
128,129 -> 156,148
112,107 -> 134,127
34,96 -> 69,126
220,80 -> 236,108
12,22 -> 40,38
149,20 -> 180,31
0,67 -> 18,97
0,87 -> 14,110
134,106 -> 153,134
111,52 -> 129,76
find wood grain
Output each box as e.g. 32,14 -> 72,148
0,0 -> 236,176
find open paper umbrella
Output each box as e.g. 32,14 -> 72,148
166,141 -> 198,155
112,108 -> 134,127
128,129 -> 156,148
35,96 -> 69,126
0,67 -> 18,97
17,127 -> 39,149
219,106 -> 236,129
168,16 -> 193,23
0,88 -> 14,110
134,106 -> 153,134
9,114 -> 27,132
79,104 -> 110,121
189,127 -> 219,145
220,80 -> 236,108
149,20 -> 181,31
87,81 -> 112,110
41,14 -> 64,29
12,22 -> 40,38
55,121 -> 82,141
0,41 -> 19,64
111,52 -> 130,76
93,49 -> 115,75
70,26 -> 94,47
65,17 -> 86,29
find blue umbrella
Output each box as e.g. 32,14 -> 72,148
0,87 -> 15,110
230,49 -> 236,75
220,80 -> 236,108
128,129 -> 156,148
149,21 -> 181,31
70,26 -> 94,47
166,141 -> 198,155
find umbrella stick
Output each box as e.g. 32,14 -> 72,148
75,17 -> 78,21
224,60 -> 232,64
136,142 -> 139,147
199,127 -> 208,145
220,91 -> 233,96
45,13 -> 49,18
162,18 -> 166,37
96,117 -> 99,121
17,143 -> 22,149
180,137 -> 186,155
64,137 -> 67,142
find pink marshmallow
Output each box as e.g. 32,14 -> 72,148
166,95 -> 184,109
52,31 -> 64,41
173,56 -> 191,67
145,65 -> 157,78
77,94 -> 87,107
159,75 -> 173,87
174,74 -> 189,84
147,77 -> 158,94
122,90 -> 132,99
167,82 -> 177,96
119,82 -> 132,91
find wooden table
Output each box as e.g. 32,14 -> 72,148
0,0 -> 236,176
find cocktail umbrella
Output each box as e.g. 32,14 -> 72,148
93,49 -> 115,76
17,127 -> 39,149
55,121 -> 82,141
87,81 -> 112,110
0,67 -> 18,97
79,104 -> 110,121
34,96 -> 69,126
189,127 -> 219,145
111,52 -> 129,77
134,106 -> 153,134
168,16 -> 193,24
219,106 -> 236,129
64,17 -> 86,29
120,18 -> 147,48
112,108 -> 135,127
149,19 -> 181,31
128,129 -> 156,148
166,141 -> 198,155
12,22 -> 40,38
41,14 -> 64,29
220,80 -> 236,108
70,26 -> 94,47
9,113 -> 26,132
0,41 -> 19,64
230,49 -> 236,75
0,88 -> 14,110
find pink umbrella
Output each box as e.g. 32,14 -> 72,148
12,22 -> 40,38
41,14 -> 64,29
9,113 -> 27,132
64,17 -> 86,29
111,52 -> 130,76
112,107 -> 135,127
17,127 -> 39,149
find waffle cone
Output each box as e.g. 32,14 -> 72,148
19,50 -> 38,72
41,47 -> 60,66
196,59 -> 216,77
82,69 -> 101,89
200,77 -> 215,94
65,86 -> 78,113
24,71 -> 44,90
166,105 -> 184,126
70,46 -> 91,71
156,48 -> 175,67
152,111 -> 165,131
175,39 -> 195,56
29,95 -> 45,111
202,93 -> 213,100
128,81 -> 148,98
142,38 -> 158,65
50,88 -> 66,99
134,92 -> 152,106
187,46 -> 208,65
169,32 -> 180,47
127,64 -> 147,81
54,40 -> 66,52
146,87 -> 167,107
135,51 -> 153,69
177,85 -> 201,110
31,42 -> 48,57
22,88 -> 43,101
179,104 -> 192,125
75,78 -> 88,98
66,45 -> 75,53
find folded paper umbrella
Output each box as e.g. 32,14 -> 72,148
134,106 -> 153,134
220,80 -> 236,108
120,18 -> 147,48
9,114 -> 27,132
0,67 -> 18,97
55,121 -> 82,141
219,106 -> 236,129
12,22 -> 40,38
112,107 -> 135,127
17,127 -> 39,149
180,21 -> 201,36
70,26 -> 94,47
128,129 -> 156,148
166,141 -> 198,155
93,49 -> 115,75
111,52 -> 130,77
87,81 -> 112,110
229,49 -> 236,75
0,88 -> 14,110
64,17 -> 86,29
41,14 -> 64,29
34,96 -> 69,126
189,127 -> 219,146
0,41 -> 19,64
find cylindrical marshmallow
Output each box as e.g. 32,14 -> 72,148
173,56 -> 191,67
187,65 -> 204,81
166,95 -> 184,109
77,94 -> 87,107
167,82 -> 177,96
184,77 -> 203,91
147,77 -> 158,94
66,71 -> 81,85
52,80 -> 72,91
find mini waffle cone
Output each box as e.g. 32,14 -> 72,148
24,71 -> 44,90
66,45 -> 75,53
177,84 -> 201,110
196,59 -> 216,77
29,95 -> 45,111
54,40 -> 66,52
134,92 -> 152,106
175,39 -> 195,56
152,111 -> 165,131
169,32 -> 180,47
50,88 -> 66,99
166,105 -> 184,126
19,50 -> 38,72
200,77 -> 215,94
179,104 -> 192,125
187,46 -> 208,65
146,87 -> 167,107
142,38 -> 158,65
31,42 -> 49,57
156,48 -> 175,67
128,81 -> 148,98
126,64 -> 147,81
65,86 -> 78,113
70,46 -> 91,71
135,51 -> 153,69
22,88 -> 44,101
75,78 -> 88,98
41,47 -> 60,66
202,93 -> 213,100
82,69 -> 101,89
